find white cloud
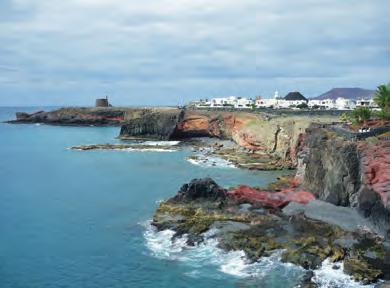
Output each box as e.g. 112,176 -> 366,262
0,0 -> 389,105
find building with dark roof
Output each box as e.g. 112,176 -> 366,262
284,92 -> 308,102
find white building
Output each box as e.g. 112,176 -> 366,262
308,99 -> 336,109
308,98 -> 357,110
355,98 -> 378,109
335,98 -> 356,110
193,93 -> 375,111
255,91 -> 281,108
234,97 -> 254,108
197,96 -> 254,108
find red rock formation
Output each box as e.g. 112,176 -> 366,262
358,141 -> 390,206
175,111 -> 256,139
227,185 -> 315,209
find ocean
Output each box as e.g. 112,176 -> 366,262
0,107 -> 371,288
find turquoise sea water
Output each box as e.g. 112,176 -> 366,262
0,107 -> 361,288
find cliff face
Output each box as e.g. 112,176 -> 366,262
299,128 -> 361,207
175,112 -> 337,164
172,110 -> 239,139
119,109 -> 337,164
119,110 -> 183,140
298,127 -> 390,237
357,141 -> 390,233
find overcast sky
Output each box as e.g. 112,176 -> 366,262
0,0 -> 389,106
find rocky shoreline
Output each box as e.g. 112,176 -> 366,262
152,178 -> 389,286
8,107 -> 390,286
70,143 -> 179,152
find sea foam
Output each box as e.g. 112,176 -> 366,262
144,222 -> 378,287
143,223 -> 302,280
142,141 -> 181,146
313,258 -> 377,288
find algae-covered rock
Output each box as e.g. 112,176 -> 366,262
344,257 -> 382,284
151,178 -> 389,284
153,201 -> 251,243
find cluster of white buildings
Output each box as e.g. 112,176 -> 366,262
191,91 -> 378,111
193,96 -> 254,109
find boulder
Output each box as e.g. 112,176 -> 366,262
228,185 -> 314,209
170,178 -> 227,203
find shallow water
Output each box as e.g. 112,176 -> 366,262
0,107 -> 372,288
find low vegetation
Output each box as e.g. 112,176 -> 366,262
339,84 -> 390,125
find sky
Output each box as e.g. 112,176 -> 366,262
0,0 -> 389,106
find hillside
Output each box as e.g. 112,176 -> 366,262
314,88 -> 374,100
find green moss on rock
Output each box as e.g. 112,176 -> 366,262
344,257 -> 382,284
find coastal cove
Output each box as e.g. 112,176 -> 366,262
0,107 -> 293,288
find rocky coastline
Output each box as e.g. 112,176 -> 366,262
8,107 -> 390,286
6,107 -> 181,127
152,178 -> 389,286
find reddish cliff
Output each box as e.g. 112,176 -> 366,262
359,141 -> 390,208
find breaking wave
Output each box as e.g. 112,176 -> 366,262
313,258 -> 377,288
121,148 -> 177,152
186,155 -> 236,168
143,222 -> 378,287
142,141 -> 181,146
143,223 -> 303,283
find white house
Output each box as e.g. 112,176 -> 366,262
254,91 -> 282,108
202,96 -> 253,108
210,97 -> 236,107
308,98 -> 355,110
274,92 -> 308,109
308,99 -> 336,109
335,98 -> 356,110
355,98 -> 378,109
234,97 -> 254,108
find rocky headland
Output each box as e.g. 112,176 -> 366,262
6,107 -> 181,126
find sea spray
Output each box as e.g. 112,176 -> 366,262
313,259 -> 377,288
144,222 -> 378,287
143,223 -> 303,283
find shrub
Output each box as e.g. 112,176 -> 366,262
297,103 -> 309,109
351,107 -> 371,124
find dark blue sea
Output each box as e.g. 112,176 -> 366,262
0,107 -> 368,288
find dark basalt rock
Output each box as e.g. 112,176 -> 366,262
170,178 -> 227,203
298,127 -> 390,239
8,108 -> 128,126
119,110 -> 183,140
152,178 -> 390,284
16,112 -> 36,120
301,128 -> 361,207
299,270 -> 317,288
